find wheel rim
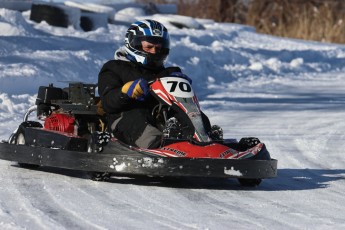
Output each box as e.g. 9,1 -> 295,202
16,133 -> 25,145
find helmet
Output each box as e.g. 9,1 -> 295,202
125,19 -> 170,68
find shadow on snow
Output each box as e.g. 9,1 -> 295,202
202,93 -> 345,112
10,164 -> 345,191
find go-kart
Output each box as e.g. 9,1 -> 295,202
0,75 -> 277,186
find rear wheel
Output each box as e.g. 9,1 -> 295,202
15,125 -> 40,169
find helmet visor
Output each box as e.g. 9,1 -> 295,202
130,35 -> 170,55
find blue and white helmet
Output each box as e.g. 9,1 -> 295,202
125,19 -> 170,68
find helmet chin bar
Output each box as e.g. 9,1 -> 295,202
145,52 -> 167,68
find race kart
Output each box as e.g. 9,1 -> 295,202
0,75 -> 277,186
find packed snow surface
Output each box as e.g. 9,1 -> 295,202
1,6 -> 345,230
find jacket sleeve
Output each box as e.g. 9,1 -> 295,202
98,61 -> 131,114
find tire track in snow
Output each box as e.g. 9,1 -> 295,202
172,183 -> 299,230
35,174 -> 110,230
0,162 -> 55,229
73,179 -> 203,229
7,165 -> 106,230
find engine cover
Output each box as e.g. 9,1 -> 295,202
44,113 -> 75,134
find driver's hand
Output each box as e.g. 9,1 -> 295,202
121,78 -> 149,101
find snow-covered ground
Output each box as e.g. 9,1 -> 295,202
1,6 -> 345,230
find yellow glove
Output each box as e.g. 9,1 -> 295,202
121,78 -> 149,101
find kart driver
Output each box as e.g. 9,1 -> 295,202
98,19 -> 217,149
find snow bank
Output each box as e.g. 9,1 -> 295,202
0,0 -> 32,12
64,1 -> 116,19
139,14 -> 205,30
1,7 -> 345,97
0,8 -> 36,36
114,7 -> 145,24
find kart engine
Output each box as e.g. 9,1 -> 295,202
35,83 -> 101,135
44,113 -> 75,134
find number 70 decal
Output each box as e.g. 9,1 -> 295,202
167,81 -> 192,92
161,77 -> 194,98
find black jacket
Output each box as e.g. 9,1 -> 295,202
98,59 -> 180,126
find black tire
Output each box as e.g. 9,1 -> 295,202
238,178 -> 262,187
30,4 -> 68,28
88,172 -> 111,182
80,16 -> 93,32
239,137 -> 261,149
14,122 -> 42,169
